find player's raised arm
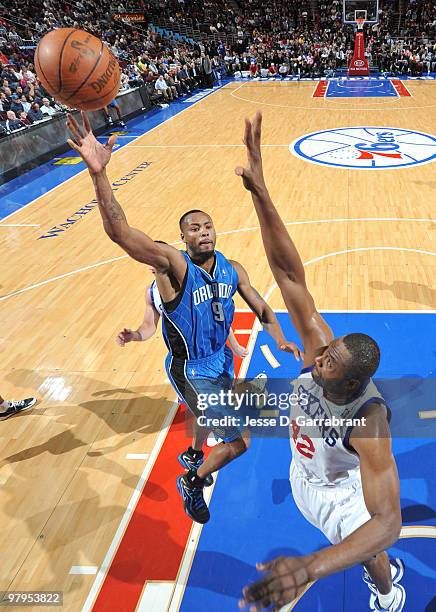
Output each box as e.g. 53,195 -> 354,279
235,112 -> 333,365
67,112 -> 186,280
230,260 -> 303,361
240,407 -> 401,611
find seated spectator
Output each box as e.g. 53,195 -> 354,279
249,60 -> 259,77
0,91 -> 10,116
278,62 -> 289,78
178,64 -> 195,91
21,95 -> 31,113
19,111 -> 31,125
164,73 -> 179,98
154,74 -> 173,101
40,97 -> 61,116
10,93 -> 24,115
2,109 -> 26,132
27,102 -> 45,123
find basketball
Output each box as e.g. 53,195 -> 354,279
34,28 -> 121,111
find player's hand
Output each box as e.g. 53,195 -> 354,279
116,328 -> 139,346
67,111 -> 117,175
232,343 -> 249,358
278,341 -> 304,361
235,111 -> 266,194
239,555 -> 311,611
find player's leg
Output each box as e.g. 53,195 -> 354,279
290,465 -> 405,610
103,106 -> 113,125
363,554 -> 405,611
178,418 -> 214,487
196,428 -> 250,477
325,477 -> 405,611
108,101 -> 125,127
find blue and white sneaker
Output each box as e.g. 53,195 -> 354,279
0,397 -> 37,421
363,558 -> 405,594
178,449 -> 213,486
369,583 -> 406,611
176,474 -> 210,524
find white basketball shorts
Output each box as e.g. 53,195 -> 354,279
289,461 -> 371,545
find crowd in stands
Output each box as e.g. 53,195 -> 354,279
0,0 -> 435,136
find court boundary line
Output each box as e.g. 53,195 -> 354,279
167,312 -> 259,612
81,400 -> 179,612
264,246 -> 436,302
0,85 -> 225,225
1,217 -> 435,303
229,80 -> 435,111
0,224 -> 40,227
4,246 -> 433,304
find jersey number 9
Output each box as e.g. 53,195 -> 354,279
212,301 -> 225,322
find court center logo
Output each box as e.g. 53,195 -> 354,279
291,127 -> 436,169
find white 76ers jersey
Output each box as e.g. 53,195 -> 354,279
150,280 -> 163,314
290,368 -> 389,487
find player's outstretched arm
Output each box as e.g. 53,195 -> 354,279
235,112 -> 333,365
231,260 -> 303,361
239,407 -> 401,611
117,283 -> 160,346
67,112 -> 186,279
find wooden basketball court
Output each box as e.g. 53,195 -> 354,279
0,80 -> 435,611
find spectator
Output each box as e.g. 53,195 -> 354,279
164,73 -> 179,98
9,93 -> 23,115
40,97 -> 61,116
2,110 -> 26,132
19,111 -> 31,125
27,102 -> 45,123
155,74 -> 173,101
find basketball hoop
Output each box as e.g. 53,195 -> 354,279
356,17 -> 365,30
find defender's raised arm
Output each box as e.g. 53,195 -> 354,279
235,112 -> 333,365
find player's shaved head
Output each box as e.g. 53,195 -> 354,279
179,210 -> 210,229
342,333 -> 380,381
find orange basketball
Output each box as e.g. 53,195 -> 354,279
34,28 -> 121,111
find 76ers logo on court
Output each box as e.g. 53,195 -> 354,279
291,127 -> 436,169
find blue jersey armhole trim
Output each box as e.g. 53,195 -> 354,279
300,365 -> 314,375
343,397 -> 391,452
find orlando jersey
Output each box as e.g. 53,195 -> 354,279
161,250 -> 238,360
290,368 -> 390,487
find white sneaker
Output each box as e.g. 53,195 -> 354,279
363,558 -> 404,594
250,373 -> 268,409
251,372 -> 268,393
369,584 -> 406,611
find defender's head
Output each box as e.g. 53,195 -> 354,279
179,210 -> 216,263
312,333 -> 380,397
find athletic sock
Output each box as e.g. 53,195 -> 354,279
188,447 -> 203,460
0,400 -> 11,413
377,587 -> 396,609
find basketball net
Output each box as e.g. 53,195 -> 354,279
356,18 -> 365,31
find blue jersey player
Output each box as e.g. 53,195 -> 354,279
66,111 -> 302,524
